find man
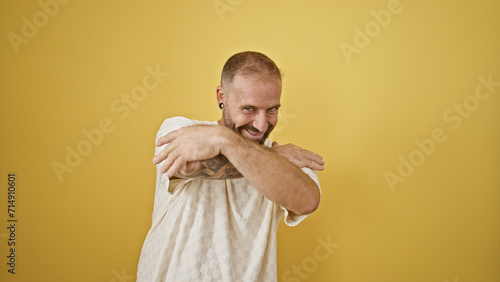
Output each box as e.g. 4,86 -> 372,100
137,51 -> 325,281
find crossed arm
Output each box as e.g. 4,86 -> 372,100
153,124 -> 325,215
168,154 -> 242,179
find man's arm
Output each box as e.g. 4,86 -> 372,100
174,142 -> 323,179
153,124 -> 325,215
174,154 -> 242,179
219,129 -> 322,215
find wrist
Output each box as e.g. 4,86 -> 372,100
217,125 -> 242,157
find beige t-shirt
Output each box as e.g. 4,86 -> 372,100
137,117 -> 321,282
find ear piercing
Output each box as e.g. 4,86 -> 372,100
219,103 -> 224,109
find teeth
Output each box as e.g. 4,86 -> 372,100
246,129 -> 260,135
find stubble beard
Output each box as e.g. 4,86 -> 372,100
222,108 -> 273,145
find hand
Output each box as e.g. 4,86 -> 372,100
272,142 -> 325,171
153,125 -> 225,177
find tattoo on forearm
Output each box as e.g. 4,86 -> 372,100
178,154 -> 242,179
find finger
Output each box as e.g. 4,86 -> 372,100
304,150 -> 325,165
162,144 -> 186,172
301,152 -> 325,169
165,156 -> 187,178
153,143 -> 175,164
182,161 -> 201,175
307,160 -> 325,171
156,130 -> 179,147
157,145 -> 180,173
305,149 -> 323,161
314,156 -> 326,166
159,152 -> 177,174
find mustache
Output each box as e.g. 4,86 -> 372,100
236,123 -> 274,134
236,123 -> 274,144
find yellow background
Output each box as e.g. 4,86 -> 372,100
1,0 -> 499,281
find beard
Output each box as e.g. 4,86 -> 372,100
222,108 -> 274,145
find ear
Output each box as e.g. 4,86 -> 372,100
216,86 -> 226,105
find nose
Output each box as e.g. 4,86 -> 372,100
253,111 -> 268,133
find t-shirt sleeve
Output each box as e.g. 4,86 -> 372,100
281,167 -> 321,226
155,117 -> 197,193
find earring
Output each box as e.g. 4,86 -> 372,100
219,103 -> 224,109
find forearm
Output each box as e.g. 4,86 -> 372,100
155,124 -> 321,215
174,154 -> 243,179
220,129 -> 320,215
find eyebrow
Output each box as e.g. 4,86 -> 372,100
240,104 -> 281,109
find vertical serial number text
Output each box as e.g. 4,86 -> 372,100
7,173 -> 17,274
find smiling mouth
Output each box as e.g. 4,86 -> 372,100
235,123 -> 273,144
244,128 -> 264,138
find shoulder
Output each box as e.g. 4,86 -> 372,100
156,116 -> 216,138
159,116 -> 196,128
